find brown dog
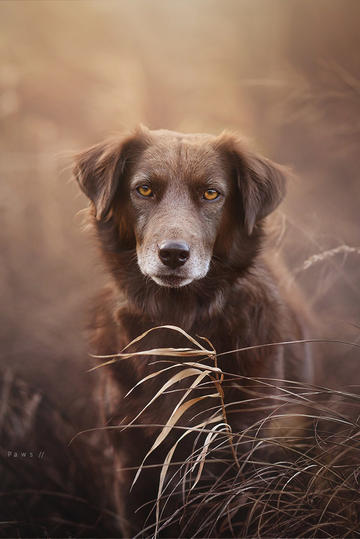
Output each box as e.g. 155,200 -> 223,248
74,126 -> 314,537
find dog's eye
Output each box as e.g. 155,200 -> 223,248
203,189 -> 220,201
137,185 -> 153,197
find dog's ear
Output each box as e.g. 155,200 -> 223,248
73,131 -> 147,221
216,133 -> 287,234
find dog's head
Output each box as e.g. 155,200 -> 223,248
74,126 -> 287,288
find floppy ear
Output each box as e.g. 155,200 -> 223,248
73,131 -> 147,221
216,133 -> 287,234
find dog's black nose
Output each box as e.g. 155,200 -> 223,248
158,241 -> 190,269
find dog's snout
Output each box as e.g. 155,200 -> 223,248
158,240 -> 190,269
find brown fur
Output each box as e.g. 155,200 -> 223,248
74,126 -> 314,537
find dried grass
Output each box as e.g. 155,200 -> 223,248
99,325 -> 360,538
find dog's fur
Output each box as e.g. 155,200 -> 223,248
74,126 -> 314,536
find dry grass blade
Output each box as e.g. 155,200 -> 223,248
125,361 -> 221,397
180,361 -> 222,374
125,367 -> 211,431
297,245 -> 360,272
155,414 -> 224,537
125,364 -> 182,397
88,347 -> 212,371
87,325 -> 217,373
191,423 -> 230,491
169,370 -> 214,417
132,393 -> 219,489
121,324 -> 210,352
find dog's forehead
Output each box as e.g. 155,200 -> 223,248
134,131 -> 225,180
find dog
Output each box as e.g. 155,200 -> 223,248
74,125 -> 314,537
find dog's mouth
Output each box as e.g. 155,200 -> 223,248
152,274 -> 194,288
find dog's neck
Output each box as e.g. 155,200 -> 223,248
104,252 -> 261,335
116,266 -> 232,330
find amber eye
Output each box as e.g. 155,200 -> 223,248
203,188 -> 220,201
136,185 -> 153,197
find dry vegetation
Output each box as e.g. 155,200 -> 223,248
1,0 -> 360,537
89,326 -> 360,538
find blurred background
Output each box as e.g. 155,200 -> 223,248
0,0 -> 359,438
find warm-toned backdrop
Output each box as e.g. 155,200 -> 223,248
1,0 -> 359,415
